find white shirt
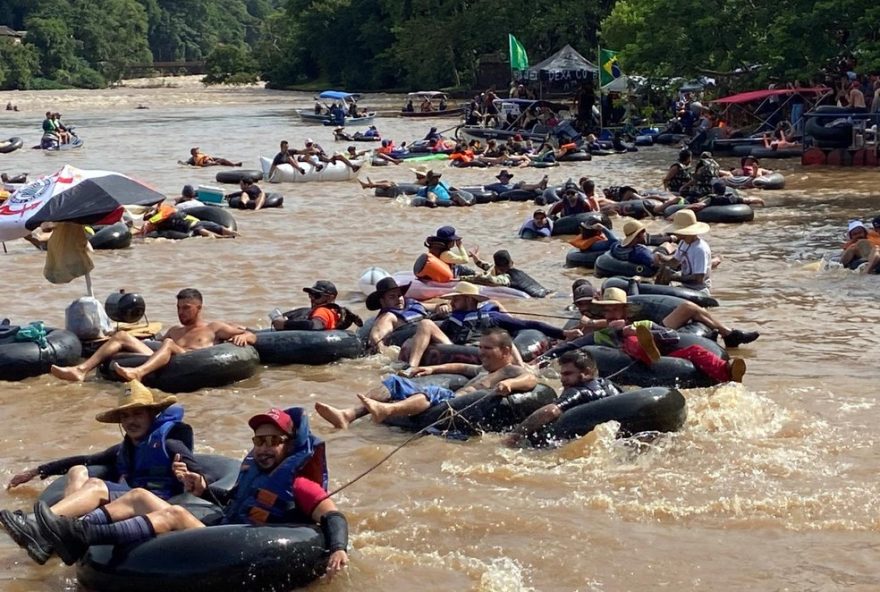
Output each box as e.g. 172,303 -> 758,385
174,199 -> 202,212
674,237 -> 712,292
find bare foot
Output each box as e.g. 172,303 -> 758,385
111,361 -> 141,382
352,165 -> 361,172
50,364 -> 86,382
314,402 -> 352,429
234,162 -> 243,167
357,393 -> 391,423
357,178 -> 369,189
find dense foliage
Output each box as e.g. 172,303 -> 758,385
0,0 -> 877,90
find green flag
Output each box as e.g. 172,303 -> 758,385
599,48 -> 622,86
508,34 -> 529,71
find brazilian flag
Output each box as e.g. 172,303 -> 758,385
600,49 -> 622,87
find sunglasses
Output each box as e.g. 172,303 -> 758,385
252,435 -> 288,447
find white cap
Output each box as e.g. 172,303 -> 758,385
848,220 -> 867,235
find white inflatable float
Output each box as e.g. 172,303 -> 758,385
392,272 -> 531,300
259,156 -> 362,183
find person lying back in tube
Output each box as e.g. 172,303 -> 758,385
30,407 -> 350,580
0,380 -> 219,565
315,328 -> 536,429
269,281 -> 362,332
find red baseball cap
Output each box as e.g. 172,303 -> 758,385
248,408 -> 294,435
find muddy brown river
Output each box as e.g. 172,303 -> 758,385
0,81 -> 876,591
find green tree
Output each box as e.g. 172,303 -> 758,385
0,39 -> 40,89
203,44 -> 258,84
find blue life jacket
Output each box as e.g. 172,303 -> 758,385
224,407 -> 328,525
381,298 -> 427,324
115,405 -> 192,500
443,302 -> 502,344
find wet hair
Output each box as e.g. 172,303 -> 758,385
280,140 -> 288,147
176,288 -> 203,303
678,149 -> 691,163
481,327 -> 513,349
493,249 -> 512,267
559,350 -> 597,374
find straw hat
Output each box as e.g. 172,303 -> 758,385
665,209 -> 710,236
409,165 -> 429,177
95,380 -> 177,424
592,287 -> 629,306
440,282 -> 488,302
620,220 -> 647,247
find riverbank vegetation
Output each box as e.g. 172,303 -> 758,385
0,0 -> 876,91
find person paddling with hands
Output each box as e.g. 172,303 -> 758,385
30,408 -> 350,580
50,288 -> 256,383
0,381 -> 211,565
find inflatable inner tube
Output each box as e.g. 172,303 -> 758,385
696,204 -> 754,224
88,222 -> 132,250
215,170 -> 263,184
552,212 -> 611,236
577,345 -> 721,388
399,329 -> 551,366
535,186 -> 562,206
99,342 -> 259,393
0,136 -> 24,154
602,277 -> 718,307
593,252 -> 657,279
558,151 -> 591,162
78,522 -> 327,592
0,327 -> 81,381
228,193 -> 283,209
184,205 -> 237,231
499,189 -> 537,202
534,387 -> 686,445
383,385 -> 557,434
565,249 -> 604,269
254,330 -> 363,365
374,183 -> 422,198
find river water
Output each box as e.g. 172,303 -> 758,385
0,81 -> 877,591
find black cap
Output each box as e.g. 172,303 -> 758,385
872,215 -> 880,227
303,280 -> 337,296
182,185 -> 195,198
711,180 -> 727,193
573,283 -> 596,303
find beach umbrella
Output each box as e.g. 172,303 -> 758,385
0,165 -> 166,294
0,164 -> 165,241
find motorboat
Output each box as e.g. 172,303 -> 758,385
455,99 -> 577,146
401,91 -> 463,117
297,90 -> 375,125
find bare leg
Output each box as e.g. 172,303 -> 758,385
51,478 -> 111,517
357,392 -> 431,423
214,158 -> 242,167
406,320 -> 452,368
51,332 -> 154,381
333,154 -> 360,172
314,385 -> 387,428
61,466 -> 89,498
253,192 -> 266,211
101,488 -> 171,522
112,339 -> 186,381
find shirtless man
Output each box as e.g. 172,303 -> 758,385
50,289 -> 255,383
185,147 -> 242,168
268,140 -> 306,178
315,328 -> 536,429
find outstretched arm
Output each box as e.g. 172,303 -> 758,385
211,322 -> 256,346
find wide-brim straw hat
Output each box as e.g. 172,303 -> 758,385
440,281 -> 489,302
665,209 -> 710,236
620,220 -> 647,247
95,380 -> 177,424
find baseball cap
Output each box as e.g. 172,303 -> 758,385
248,407 -> 294,435
303,280 -> 338,296
573,283 -> 596,303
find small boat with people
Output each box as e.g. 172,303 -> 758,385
455,98 -> 579,147
297,91 -> 375,126
401,91 -> 463,118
